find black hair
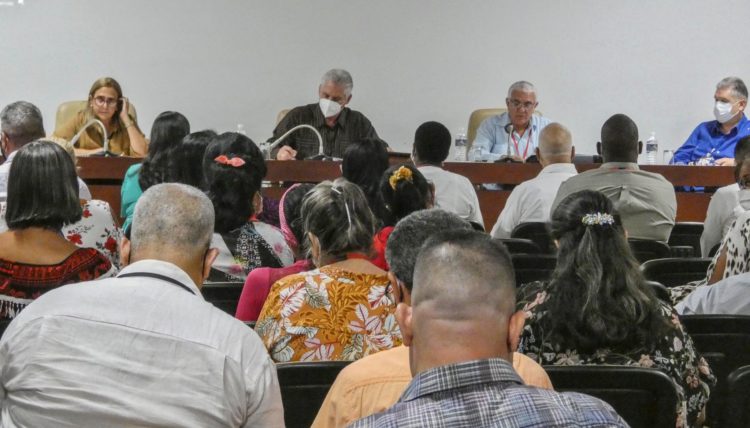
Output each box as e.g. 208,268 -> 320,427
379,164 -> 431,225
341,138 -> 390,225
542,190 -> 669,353
283,183 -> 315,254
6,140 -> 81,230
600,114 -> 639,162
168,129 -> 217,188
203,132 -> 267,234
138,111 -> 191,191
413,121 -> 451,165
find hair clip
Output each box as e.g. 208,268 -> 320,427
389,166 -> 413,190
214,155 -> 245,167
581,212 -> 615,226
331,186 -> 352,228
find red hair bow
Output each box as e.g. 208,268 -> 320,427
214,155 -> 246,167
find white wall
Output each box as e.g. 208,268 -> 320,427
1,0 -> 749,159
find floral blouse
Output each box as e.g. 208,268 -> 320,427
517,281 -> 715,428
255,266 -> 402,362
63,200 -> 121,268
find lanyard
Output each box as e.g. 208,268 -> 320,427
510,127 -> 532,159
118,272 -> 196,295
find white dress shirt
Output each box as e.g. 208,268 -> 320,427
0,259 -> 284,427
418,165 -> 483,225
700,183 -> 740,257
676,272 -> 750,316
0,150 -> 91,202
491,163 -> 578,238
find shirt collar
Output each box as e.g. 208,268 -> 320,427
4,150 -> 18,164
710,114 -> 749,135
117,259 -> 202,296
600,161 -> 639,170
400,358 -> 522,402
539,163 -> 577,174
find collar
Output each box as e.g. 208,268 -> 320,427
599,161 -> 639,170
117,260 -> 201,296
710,114 -> 748,135
401,358 -> 522,402
539,163 -> 577,174
3,150 -> 18,164
311,103 -> 349,129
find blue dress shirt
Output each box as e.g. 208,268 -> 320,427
472,113 -> 551,161
672,114 -> 750,164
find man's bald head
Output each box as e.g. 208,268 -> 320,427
537,123 -> 573,165
599,114 -> 640,163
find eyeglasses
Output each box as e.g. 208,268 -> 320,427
508,99 -> 536,110
93,96 -> 118,107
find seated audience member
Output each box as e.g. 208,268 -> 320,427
412,121 -> 483,225
120,111 -> 191,231
701,136 -> 750,256
168,129 -> 217,188
255,178 -> 401,362
672,76 -> 750,166
53,76 -> 147,157
235,183 -> 315,322
313,209 -> 552,428
204,132 -> 293,281
491,122 -> 577,238
0,101 -> 91,201
271,69 -> 380,160
518,190 -> 715,428
471,81 -> 552,162
342,138 -> 391,226
352,230 -> 627,428
552,114 -> 676,241
371,165 -> 433,270
677,270 -> 750,316
0,141 -> 114,319
0,183 -> 284,426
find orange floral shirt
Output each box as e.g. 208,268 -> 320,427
255,266 -> 402,362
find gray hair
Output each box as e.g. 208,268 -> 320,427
539,123 -> 573,157
321,69 -> 354,97
506,81 -> 536,98
385,209 -> 472,292
131,183 -> 215,256
716,76 -> 748,101
0,101 -> 45,146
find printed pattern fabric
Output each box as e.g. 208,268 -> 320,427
255,266 -> 401,362
210,221 -> 294,282
63,200 -> 121,268
517,281 -> 716,428
0,248 -> 114,319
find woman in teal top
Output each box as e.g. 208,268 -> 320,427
120,112 -> 190,231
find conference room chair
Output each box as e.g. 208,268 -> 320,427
679,315 -> 750,427
544,366 -> 678,428
667,222 -> 704,257
54,100 -> 138,135
511,254 -> 557,287
494,238 -> 541,255
723,365 -> 750,428
644,280 -> 671,303
640,258 -> 712,288
465,108 -> 543,151
276,109 -> 291,125
0,319 -> 11,339
276,361 -> 351,428
627,239 -> 671,263
511,222 -> 555,254
201,281 -> 244,315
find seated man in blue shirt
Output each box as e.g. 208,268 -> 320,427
471,81 -> 551,162
673,76 -> 750,166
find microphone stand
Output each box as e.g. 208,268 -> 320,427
497,123 -> 519,163
265,124 -> 329,161
70,119 -> 118,157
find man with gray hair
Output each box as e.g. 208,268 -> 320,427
0,183 -> 284,427
673,76 -> 750,165
491,122 -> 577,238
271,68 -> 380,160
471,81 -> 552,162
0,101 -> 90,201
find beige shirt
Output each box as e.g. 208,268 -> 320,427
53,111 -> 142,156
311,345 -> 553,428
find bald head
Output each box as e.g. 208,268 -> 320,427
537,123 -> 573,165
599,114 -> 640,163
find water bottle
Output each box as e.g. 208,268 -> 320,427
645,132 -> 658,165
236,124 -> 247,135
454,128 -> 467,162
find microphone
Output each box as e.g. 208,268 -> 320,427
265,124 -> 327,160
70,119 -> 117,157
497,123 -> 517,163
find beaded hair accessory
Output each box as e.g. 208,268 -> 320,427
331,186 -> 352,228
214,155 -> 245,167
581,212 -> 615,226
389,166 -> 413,190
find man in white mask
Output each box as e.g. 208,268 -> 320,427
672,76 -> 750,165
270,69 -> 381,160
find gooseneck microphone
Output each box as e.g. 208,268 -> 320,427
265,124 -> 327,160
70,119 -> 117,157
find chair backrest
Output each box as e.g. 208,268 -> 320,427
276,361 -> 351,428
511,254 -> 557,286
723,365 -> 750,428
495,238 -> 541,255
54,100 -> 138,135
679,315 -> 750,427
640,258 -> 711,287
644,280 -> 671,303
627,239 -> 671,263
511,222 -> 555,254
276,109 -> 291,125
544,365 -> 678,428
668,222 -> 704,257
201,281 -> 243,315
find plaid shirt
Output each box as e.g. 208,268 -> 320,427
350,358 -> 628,428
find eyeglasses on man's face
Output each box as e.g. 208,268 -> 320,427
508,99 -> 536,110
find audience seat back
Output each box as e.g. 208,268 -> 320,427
276,361 -> 351,428
495,238 -> 541,255
668,222 -> 704,257
627,239 -> 671,263
511,254 -> 557,287
201,281 -> 243,315
511,222 -> 555,254
723,365 -> 750,428
640,258 -> 711,287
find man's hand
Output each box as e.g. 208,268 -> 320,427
276,146 -> 298,161
714,157 -> 735,166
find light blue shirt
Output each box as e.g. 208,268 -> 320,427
472,112 -> 551,161
676,272 -> 750,316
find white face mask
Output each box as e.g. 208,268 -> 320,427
319,98 -> 342,118
714,101 -> 738,124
